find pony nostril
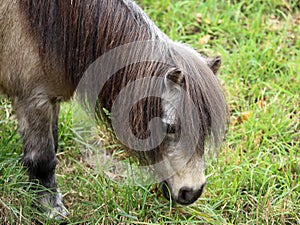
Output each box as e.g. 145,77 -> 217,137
178,187 -> 194,203
160,181 -> 171,200
177,184 -> 205,205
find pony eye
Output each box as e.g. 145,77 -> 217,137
166,124 -> 177,134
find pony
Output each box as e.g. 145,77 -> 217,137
0,0 -> 228,218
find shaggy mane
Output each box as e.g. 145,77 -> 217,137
20,0 -> 164,84
20,0 -> 228,161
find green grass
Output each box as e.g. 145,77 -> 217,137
1,0 -> 299,224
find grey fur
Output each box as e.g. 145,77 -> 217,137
0,0 -> 228,217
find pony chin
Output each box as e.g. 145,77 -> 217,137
159,152 -> 207,205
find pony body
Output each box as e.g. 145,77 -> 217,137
0,0 -> 227,218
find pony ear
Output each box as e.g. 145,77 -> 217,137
206,56 -> 222,75
164,69 -> 185,90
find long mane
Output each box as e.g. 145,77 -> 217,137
20,0 -> 166,85
20,0 -> 228,160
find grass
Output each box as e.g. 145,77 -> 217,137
0,0 -> 299,224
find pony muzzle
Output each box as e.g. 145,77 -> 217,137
160,181 -> 206,205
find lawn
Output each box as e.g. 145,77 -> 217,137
0,0 -> 299,224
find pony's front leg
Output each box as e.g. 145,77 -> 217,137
52,102 -> 60,153
13,95 -> 68,219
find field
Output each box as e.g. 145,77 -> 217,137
0,0 -> 299,224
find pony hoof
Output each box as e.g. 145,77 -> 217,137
46,203 -> 69,220
37,189 -> 69,219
